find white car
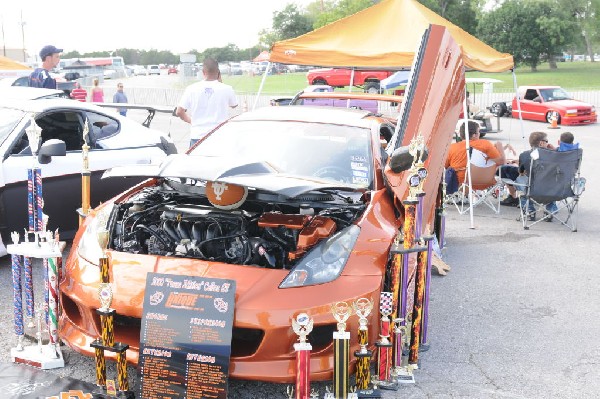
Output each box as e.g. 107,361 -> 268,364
147,65 -> 161,75
132,65 -> 148,76
0,88 -> 177,247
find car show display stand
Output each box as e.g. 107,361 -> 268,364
9,236 -> 65,370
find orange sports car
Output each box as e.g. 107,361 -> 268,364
59,26 -> 465,382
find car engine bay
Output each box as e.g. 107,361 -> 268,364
109,185 -> 364,269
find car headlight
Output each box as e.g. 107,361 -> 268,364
565,109 -> 577,116
77,203 -> 114,264
279,225 -> 360,288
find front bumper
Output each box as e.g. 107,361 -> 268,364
59,251 -> 384,382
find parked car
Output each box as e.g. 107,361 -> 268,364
0,75 -> 75,97
132,65 -> 147,76
511,86 -> 597,125
147,65 -> 161,75
307,68 -> 393,93
218,62 -> 231,75
167,66 -> 178,75
59,27 -> 464,383
292,85 -> 380,113
229,62 -> 243,75
0,88 -> 177,247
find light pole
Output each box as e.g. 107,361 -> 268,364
1,16 -> 6,57
20,10 -> 26,62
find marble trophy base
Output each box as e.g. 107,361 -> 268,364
11,344 -> 64,369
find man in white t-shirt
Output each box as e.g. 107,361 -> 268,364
176,57 -> 238,148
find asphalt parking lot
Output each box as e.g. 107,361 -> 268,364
0,102 -> 598,398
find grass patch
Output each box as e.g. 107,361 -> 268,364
466,61 -> 600,92
212,61 -> 600,95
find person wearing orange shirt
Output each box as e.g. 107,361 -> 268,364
445,120 -> 514,185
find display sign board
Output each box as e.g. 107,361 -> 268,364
139,273 -> 236,399
180,53 -> 197,63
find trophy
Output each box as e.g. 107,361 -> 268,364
292,312 -> 313,399
25,116 -> 42,156
80,120 -> 91,225
352,298 -> 373,392
332,301 -> 352,399
390,318 -> 414,384
10,232 -> 24,351
323,386 -> 335,399
90,227 -> 135,398
408,246 -> 429,369
373,292 -> 397,390
9,227 -> 65,369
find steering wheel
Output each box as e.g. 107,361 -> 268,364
313,166 -> 352,183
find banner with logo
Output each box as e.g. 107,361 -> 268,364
0,363 -> 97,398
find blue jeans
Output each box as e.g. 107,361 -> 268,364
520,196 -> 557,213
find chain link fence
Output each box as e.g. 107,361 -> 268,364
96,86 -> 600,112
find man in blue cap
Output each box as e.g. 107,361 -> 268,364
29,45 -> 63,89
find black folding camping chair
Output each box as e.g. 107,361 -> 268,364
506,148 -> 584,231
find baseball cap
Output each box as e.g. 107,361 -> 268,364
39,45 -> 63,59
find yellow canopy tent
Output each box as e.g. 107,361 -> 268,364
0,56 -> 30,70
269,0 -> 513,72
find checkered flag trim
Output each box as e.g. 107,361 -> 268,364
379,291 -> 393,316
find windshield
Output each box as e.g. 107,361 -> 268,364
0,107 -> 26,147
190,120 -> 373,187
539,88 -> 571,102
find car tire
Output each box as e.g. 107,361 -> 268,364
364,82 -> 382,94
490,102 -> 508,117
546,111 -> 561,124
313,79 -> 327,86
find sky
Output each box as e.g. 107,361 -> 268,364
1,0 -> 315,59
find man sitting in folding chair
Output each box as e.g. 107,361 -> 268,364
445,120 -> 513,214
508,131 -> 584,230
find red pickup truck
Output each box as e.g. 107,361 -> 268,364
306,68 -> 393,93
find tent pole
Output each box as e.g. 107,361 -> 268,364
253,62 -> 271,111
462,79 -> 475,229
347,68 -> 355,108
511,69 -> 525,139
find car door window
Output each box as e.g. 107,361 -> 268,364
84,111 -> 120,145
37,110 -> 85,152
524,89 -> 538,101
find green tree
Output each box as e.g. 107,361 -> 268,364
477,0 -> 575,71
272,4 -> 314,40
313,0 -> 377,29
561,0 -> 600,61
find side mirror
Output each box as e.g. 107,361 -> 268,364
38,139 -> 66,164
388,145 -> 429,173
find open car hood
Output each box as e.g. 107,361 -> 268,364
103,154 -> 364,199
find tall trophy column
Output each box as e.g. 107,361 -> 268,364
331,301 -> 352,399
292,313 -> 313,399
90,227 -> 135,399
